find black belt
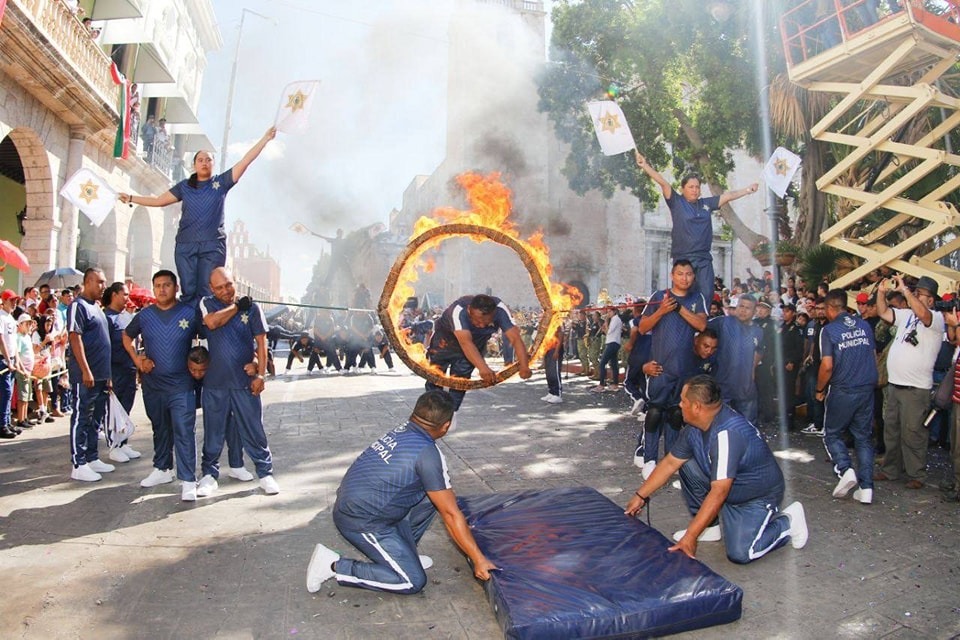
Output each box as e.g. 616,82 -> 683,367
889,383 -> 914,390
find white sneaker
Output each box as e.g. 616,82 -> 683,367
673,524 -> 722,542
832,467 -> 858,498
119,444 -> 142,459
801,423 -> 825,437
196,474 -> 219,497
782,501 -> 808,549
306,543 -> 340,593
641,460 -> 656,481
71,463 -> 102,482
853,487 -> 873,504
630,397 -> 646,416
227,466 -> 254,482
419,554 -> 434,570
140,468 -> 175,488
108,448 -> 130,463
181,482 -> 197,502
541,394 -> 562,404
260,475 -> 280,495
88,459 -> 115,473
633,445 -> 644,469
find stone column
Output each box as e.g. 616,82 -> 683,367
57,126 -> 86,267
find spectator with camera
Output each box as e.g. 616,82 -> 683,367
874,274 -> 957,489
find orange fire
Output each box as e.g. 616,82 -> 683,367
387,172 -> 582,366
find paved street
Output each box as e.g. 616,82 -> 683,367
2,363 -> 960,639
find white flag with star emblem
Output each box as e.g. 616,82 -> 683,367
274,80 -> 320,133
763,147 -> 802,198
59,168 -> 117,227
586,100 -> 636,156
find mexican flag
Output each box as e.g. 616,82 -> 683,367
110,62 -> 130,159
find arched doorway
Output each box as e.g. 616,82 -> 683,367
0,135 -> 27,290
0,128 -> 57,286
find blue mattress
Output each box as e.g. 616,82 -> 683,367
458,486 -> 742,639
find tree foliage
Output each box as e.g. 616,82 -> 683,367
538,0 -> 785,249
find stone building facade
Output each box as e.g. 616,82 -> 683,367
0,0 -> 221,291
385,0 -> 766,309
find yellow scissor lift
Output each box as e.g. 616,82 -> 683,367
781,0 -> 960,293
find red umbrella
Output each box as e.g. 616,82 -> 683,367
0,240 -> 29,272
129,286 -> 156,306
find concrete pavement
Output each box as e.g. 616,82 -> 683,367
2,363 -> 959,639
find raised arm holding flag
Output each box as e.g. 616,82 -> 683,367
118,126 -> 276,307
635,150 -> 759,303
587,100 -> 636,156
275,80 -> 320,134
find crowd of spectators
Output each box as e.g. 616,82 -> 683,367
540,266 -> 960,502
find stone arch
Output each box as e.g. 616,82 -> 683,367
0,127 -> 57,286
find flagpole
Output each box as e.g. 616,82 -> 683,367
220,9 -> 274,174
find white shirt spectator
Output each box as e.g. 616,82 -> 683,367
887,307 -> 945,389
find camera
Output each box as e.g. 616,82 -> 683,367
903,328 -> 919,346
934,299 -> 958,312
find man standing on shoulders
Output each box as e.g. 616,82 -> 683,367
123,270 -> 201,501
306,390 -> 497,594
67,268 -> 114,482
817,289 -> 878,504
197,267 -> 278,496
875,275 -> 956,489
635,151 -> 759,303
625,375 -> 807,564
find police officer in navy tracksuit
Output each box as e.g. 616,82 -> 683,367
305,391 -> 496,594
709,294 -> 764,424
196,267 -> 278,497
626,375 -> 808,564
425,294 -> 531,411
817,289 -> 878,504
638,260 -> 708,477
123,270 -> 200,499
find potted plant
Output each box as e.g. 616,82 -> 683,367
751,239 -> 772,267
776,239 -> 801,266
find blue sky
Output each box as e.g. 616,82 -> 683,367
199,0 -> 456,298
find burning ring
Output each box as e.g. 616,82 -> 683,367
378,223 -> 556,391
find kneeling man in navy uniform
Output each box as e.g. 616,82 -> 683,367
625,375 -> 809,563
307,390 -> 497,594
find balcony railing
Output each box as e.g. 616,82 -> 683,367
12,0 -> 117,110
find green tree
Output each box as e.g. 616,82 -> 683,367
539,0 -> 786,252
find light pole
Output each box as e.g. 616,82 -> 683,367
220,8 -> 275,173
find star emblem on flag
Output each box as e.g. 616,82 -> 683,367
78,179 -> 100,204
212,180 -> 221,190
178,318 -> 190,330
599,111 -> 622,134
240,312 -> 249,324
286,89 -> 308,112
774,158 -> 792,176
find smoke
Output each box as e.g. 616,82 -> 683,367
202,0 -> 557,297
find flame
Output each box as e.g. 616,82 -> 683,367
387,172 -> 582,365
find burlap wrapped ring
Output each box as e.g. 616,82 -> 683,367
378,223 -> 555,391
